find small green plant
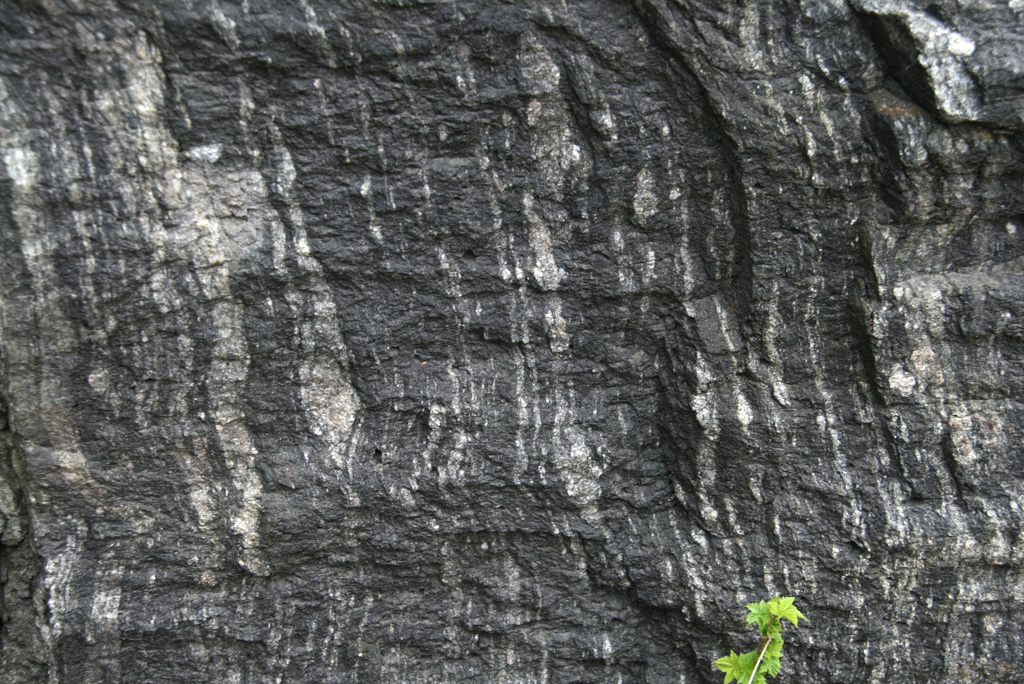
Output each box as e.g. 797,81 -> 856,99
713,596 -> 806,684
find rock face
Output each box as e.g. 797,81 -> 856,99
2,1 -> 1023,682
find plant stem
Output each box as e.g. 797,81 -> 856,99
747,617 -> 778,684
746,636 -> 772,684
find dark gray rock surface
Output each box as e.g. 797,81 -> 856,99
1,1 -> 1023,682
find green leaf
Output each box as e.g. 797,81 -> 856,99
769,596 -> 806,627
745,600 -> 773,633
765,655 -> 782,677
738,649 -> 762,682
714,651 -> 743,684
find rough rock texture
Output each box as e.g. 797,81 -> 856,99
1,1 -> 1023,682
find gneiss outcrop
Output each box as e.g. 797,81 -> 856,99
1,1 -> 1022,682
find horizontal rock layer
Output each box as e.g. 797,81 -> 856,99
1,1 -> 1023,682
